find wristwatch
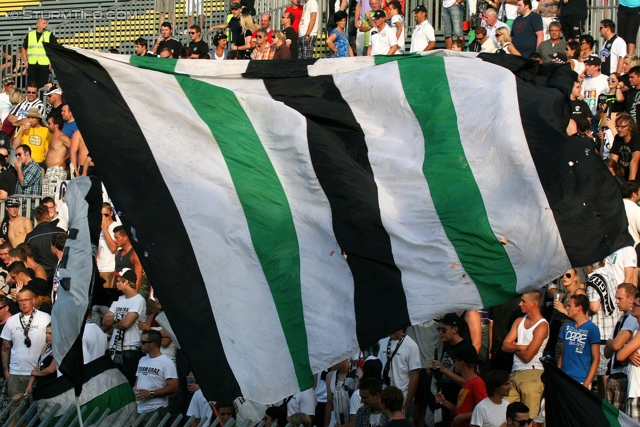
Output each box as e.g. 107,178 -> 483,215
149,391 -> 155,398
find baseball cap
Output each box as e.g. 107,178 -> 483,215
231,2 -> 242,9
549,52 -> 567,62
413,4 -> 427,13
453,344 -> 478,365
114,268 -> 137,284
584,55 -> 601,66
44,85 -> 62,96
439,313 -> 460,327
2,77 -> 14,86
5,197 -> 19,207
372,10 -> 386,20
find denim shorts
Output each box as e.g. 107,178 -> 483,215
442,4 -> 465,38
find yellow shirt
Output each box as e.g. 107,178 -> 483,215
19,126 -> 50,163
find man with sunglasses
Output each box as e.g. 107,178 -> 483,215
428,313 -> 473,427
0,287 -> 50,425
134,329 -> 178,426
7,82 -> 44,129
599,19 -> 627,76
505,402 -> 531,426
251,29 -> 275,60
188,25 -> 209,58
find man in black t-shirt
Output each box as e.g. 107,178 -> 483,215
188,25 -> 209,58
429,313 -> 474,427
381,387 -> 412,427
151,22 -> 183,57
209,3 -> 244,47
0,149 -> 16,202
281,12 -> 299,60
610,113 -> 640,179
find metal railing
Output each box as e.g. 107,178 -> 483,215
0,400 -> 306,427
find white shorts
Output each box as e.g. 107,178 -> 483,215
186,0 -> 204,15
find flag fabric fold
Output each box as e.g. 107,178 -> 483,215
51,176 -> 102,396
44,45 -> 633,404
542,359 -> 640,426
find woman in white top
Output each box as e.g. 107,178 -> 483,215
565,41 -> 584,76
495,27 -> 520,55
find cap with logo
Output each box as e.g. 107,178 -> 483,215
114,268 -> 137,284
413,4 -> 428,13
372,10 -> 386,20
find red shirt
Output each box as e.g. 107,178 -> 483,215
454,376 -> 487,427
285,5 -> 303,34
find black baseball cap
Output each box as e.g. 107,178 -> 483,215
413,4 -> 427,13
372,10 -> 386,20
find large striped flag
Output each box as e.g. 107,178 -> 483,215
44,45 -> 632,404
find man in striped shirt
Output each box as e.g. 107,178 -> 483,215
6,82 -> 44,128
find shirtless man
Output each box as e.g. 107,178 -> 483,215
42,115 -> 69,197
70,130 -> 93,177
4,197 -> 32,247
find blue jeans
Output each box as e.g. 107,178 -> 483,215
442,4 -> 465,38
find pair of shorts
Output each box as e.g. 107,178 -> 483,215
442,4 -> 465,38
606,373 -> 628,410
155,0 -> 176,14
186,0 -> 204,16
561,14 -> 585,40
619,5 -> 640,45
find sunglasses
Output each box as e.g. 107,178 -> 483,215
140,340 -> 152,345
257,35 -> 264,39
608,78 -> 617,82
26,91 -> 37,94
15,153 -> 22,157
189,31 -> 197,34
565,272 -> 572,279
515,419 -> 533,427
436,327 -> 448,333
102,213 -> 110,217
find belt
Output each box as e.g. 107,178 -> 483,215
123,346 -> 140,351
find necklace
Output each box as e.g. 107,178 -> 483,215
19,310 -> 36,348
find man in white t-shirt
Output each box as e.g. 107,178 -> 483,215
377,330 -> 421,415
470,370 -> 510,427
102,268 -> 147,385
599,19 -> 627,76
410,5 -> 436,52
83,314 -> 108,364
623,181 -> 640,247
135,329 -> 178,423
581,56 -> 610,115
187,388 -> 213,427
288,387 -> 318,420
0,288 -> 50,423
368,10 -> 399,56
298,0 -> 318,58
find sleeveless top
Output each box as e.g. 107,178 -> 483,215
114,248 -> 134,272
513,315 -> 549,371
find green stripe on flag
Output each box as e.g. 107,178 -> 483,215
131,56 -> 314,390
388,56 -> 518,306
602,400 -> 623,427
130,55 -> 178,74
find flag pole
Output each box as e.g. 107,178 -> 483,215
209,402 -> 224,427
75,396 -> 84,427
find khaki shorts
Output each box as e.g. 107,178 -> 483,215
155,0 -> 176,15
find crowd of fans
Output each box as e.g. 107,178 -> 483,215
0,0 -> 639,426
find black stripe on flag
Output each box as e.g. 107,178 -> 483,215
511,64 -> 634,266
45,44 -> 242,402
243,59 -> 316,79
262,73 -> 411,348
